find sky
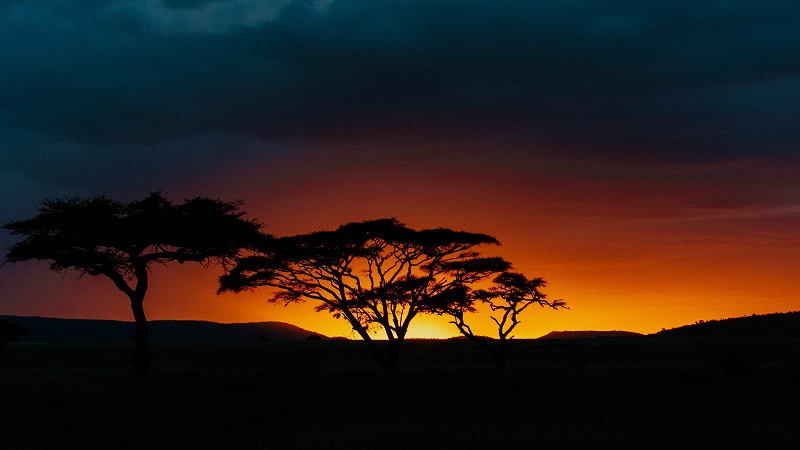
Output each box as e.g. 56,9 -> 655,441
1,0 -> 799,338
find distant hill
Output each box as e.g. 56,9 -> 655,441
654,311 -> 800,338
0,316 -> 326,343
538,330 -> 643,339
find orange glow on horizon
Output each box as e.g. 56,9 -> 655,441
1,148 -> 798,339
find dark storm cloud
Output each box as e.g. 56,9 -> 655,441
2,0 -> 799,156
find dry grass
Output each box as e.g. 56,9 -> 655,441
2,338 -> 799,449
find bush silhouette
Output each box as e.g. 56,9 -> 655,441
0,319 -> 29,368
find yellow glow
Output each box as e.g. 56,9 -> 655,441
404,316 -> 461,339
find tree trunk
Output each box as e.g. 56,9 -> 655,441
384,339 -> 402,369
460,332 -> 505,368
130,297 -> 150,377
363,337 -> 385,366
340,310 -> 394,368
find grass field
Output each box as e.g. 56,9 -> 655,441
2,337 -> 799,449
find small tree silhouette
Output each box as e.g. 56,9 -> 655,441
440,272 -> 566,367
0,319 -> 29,368
3,193 -> 262,375
219,218 -> 509,368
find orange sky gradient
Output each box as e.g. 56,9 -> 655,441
3,141 -> 797,339
2,2 -> 800,339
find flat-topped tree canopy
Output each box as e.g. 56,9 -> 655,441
4,192 -> 264,277
3,192 -> 264,375
437,271 -> 567,367
220,217 -> 510,368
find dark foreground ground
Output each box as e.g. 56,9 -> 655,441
2,337 -> 799,449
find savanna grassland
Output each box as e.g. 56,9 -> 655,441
2,337 -> 799,449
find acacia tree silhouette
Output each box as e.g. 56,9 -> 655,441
219,218 -> 509,368
3,193 -> 262,376
440,272 -> 566,367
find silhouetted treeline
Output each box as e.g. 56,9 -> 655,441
655,311 -> 800,338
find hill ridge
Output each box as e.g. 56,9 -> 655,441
538,330 -> 643,339
654,311 -> 800,338
0,315 -> 326,343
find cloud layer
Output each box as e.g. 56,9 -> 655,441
3,0 -> 799,156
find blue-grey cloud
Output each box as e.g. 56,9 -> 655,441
2,0 -> 799,159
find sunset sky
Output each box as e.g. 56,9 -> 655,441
1,1 -> 798,338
